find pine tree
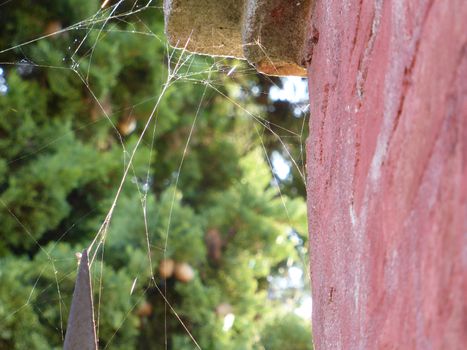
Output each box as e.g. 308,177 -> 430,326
0,1 -> 312,349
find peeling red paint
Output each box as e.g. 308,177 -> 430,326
306,0 -> 466,349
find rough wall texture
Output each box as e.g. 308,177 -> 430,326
306,0 -> 466,349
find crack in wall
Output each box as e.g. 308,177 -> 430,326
355,0 -> 383,101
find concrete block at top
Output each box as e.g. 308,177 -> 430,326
243,0 -> 312,76
163,0 -> 246,58
163,0 -> 313,76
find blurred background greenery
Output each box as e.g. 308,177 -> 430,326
0,1 -> 312,349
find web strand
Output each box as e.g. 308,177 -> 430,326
0,2 -> 310,348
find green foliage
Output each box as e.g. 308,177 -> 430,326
261,313 -> 313,350
0,1 -> 311,349
0,257 -> 53,349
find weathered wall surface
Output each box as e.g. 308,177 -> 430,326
306,0 -> 466,349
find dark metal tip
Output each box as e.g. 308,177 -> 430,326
63,249 -> 98,350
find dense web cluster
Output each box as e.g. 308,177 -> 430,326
0,1 -> 311,349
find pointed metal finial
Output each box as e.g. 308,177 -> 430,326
64,249 -> 98,350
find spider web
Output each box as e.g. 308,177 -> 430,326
0,1 -> 311,349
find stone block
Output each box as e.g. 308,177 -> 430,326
163,0 -> 313,76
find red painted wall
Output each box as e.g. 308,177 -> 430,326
305,0 -> 466,348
